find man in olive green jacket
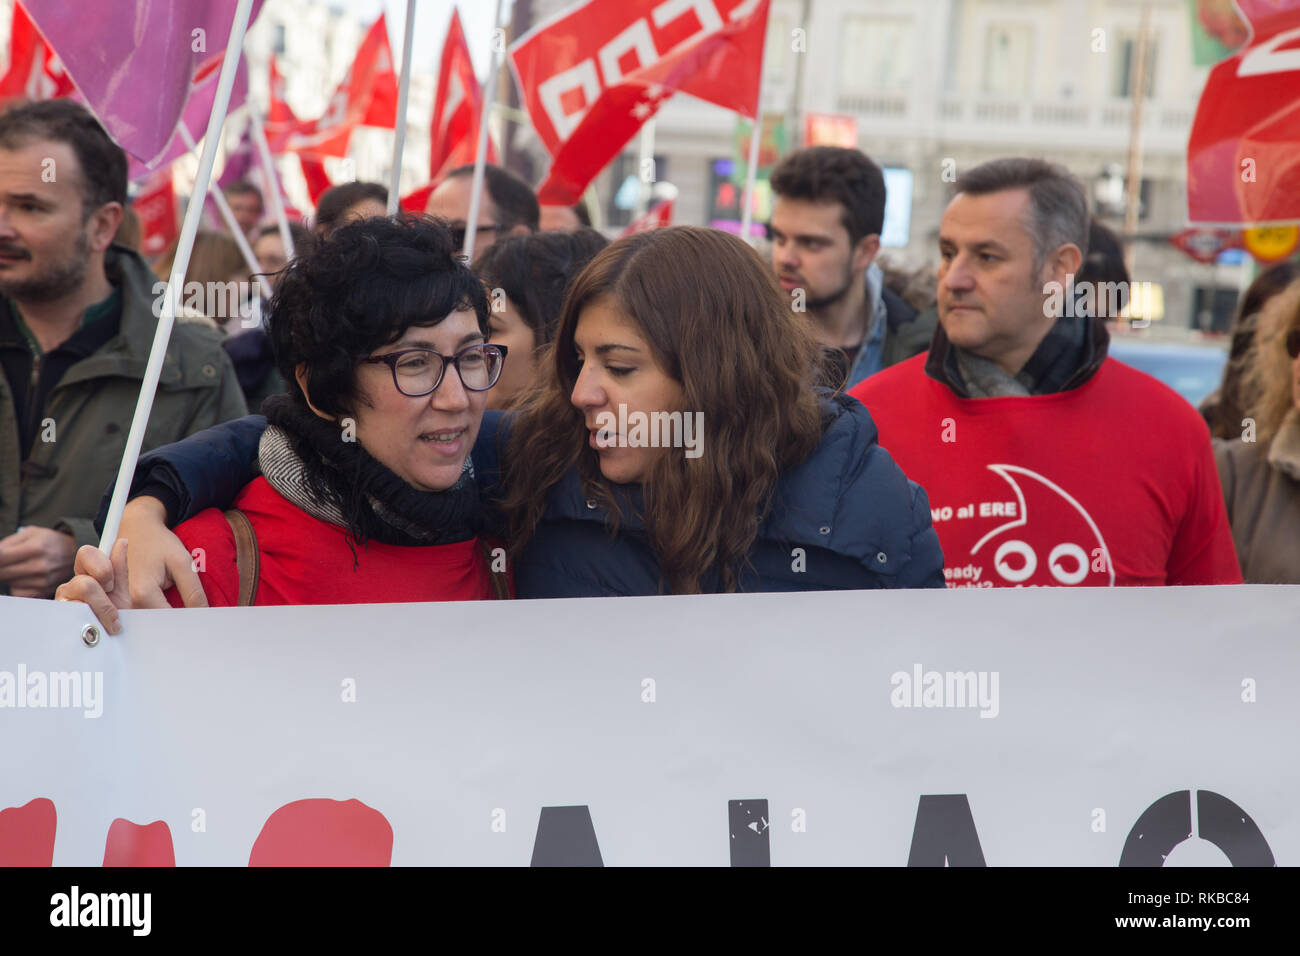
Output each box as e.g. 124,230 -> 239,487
0,101 -> 245,598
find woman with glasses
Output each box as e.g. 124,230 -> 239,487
57,217 -> 509,626
65,225 -> 943,620
1213,279 -> 1300,583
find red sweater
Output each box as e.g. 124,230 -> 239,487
166,477 -> 496,606
849,356 -> 1243,588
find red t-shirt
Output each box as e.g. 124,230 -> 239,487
849,356 -> 1243,588
165,477 -> 497,606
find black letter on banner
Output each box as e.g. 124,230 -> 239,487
1122,790 -> 1275,866
1196,790 -> 1275,866
530,806 -> 603,867
728,799 -> 770,867
907,794 -> 986,866
1119,790 -> 1191,866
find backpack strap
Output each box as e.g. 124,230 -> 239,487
479,538 -> 510,600
223,509 -> 260,606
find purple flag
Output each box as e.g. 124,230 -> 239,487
128,59 -> 249,182
24,0 -> 264,165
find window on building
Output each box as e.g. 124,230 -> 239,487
272,22 -> 287,56
1113,34 -> 1158,98
981,23 -> 1033,95
839,16 -> 913,91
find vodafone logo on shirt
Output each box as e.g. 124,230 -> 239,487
939,464 -> 1115,588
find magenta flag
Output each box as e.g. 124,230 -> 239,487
24,0 -> 264,166
127,59 -> 249,182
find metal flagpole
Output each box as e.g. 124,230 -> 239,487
387,0 -> 418,216
99,0 -> 258,553
178,125 -> 260,277
248,108 -> 295,257
463,0 -> 507,262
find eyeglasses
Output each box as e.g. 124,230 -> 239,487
449,223 -> 502,251
1287,328 -> 1300,360
361,343 -> 508,396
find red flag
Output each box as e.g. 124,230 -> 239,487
1187,0 -> 1300,224
620,197 -> 674,236
267,56 -> 296,129
134,166 -> 178,258
429,8 -> 497,183
0,3 -> 75,101
275,15 -> 398,159
401,182 -> 436,213
510,0 -> 769,205
299,154 -> 333,205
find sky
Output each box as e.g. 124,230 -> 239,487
339,0 -> 503,80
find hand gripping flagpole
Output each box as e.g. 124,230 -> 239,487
387,0 -> 418,217
462,0 -> 507,262
99,0 -> 257,554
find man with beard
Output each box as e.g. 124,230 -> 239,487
0,100 -> 244,598
769,147 -> 936,389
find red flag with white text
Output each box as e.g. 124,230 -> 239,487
509,0 -> 770,205
0,3 -> 75,101
1187,0 -> 1300,224
429,8 -> 497,183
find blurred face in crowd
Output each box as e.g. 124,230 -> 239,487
253,231 -> 288,291
341,308 -> 489,493
570,297 -> 685,485
486,295 -> 535,411
426,174 -> 520,260
539,204 -> 581,233
226,190 -> 263,235
343,197 -> 387,225
0,140 -> 119,303
937,188 -> 1080,373
769,197 -> 877,309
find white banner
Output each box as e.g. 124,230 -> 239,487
2,586 -> 1297,866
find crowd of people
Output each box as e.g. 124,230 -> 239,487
0,98 -> 1289,625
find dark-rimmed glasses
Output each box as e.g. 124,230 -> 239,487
362,343 -> 508,396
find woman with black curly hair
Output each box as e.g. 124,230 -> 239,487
58,217 -> 508,622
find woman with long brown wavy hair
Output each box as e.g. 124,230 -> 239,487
66,225 -> 943,604
493,225 -> 943,595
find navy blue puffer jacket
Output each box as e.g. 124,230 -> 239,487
101,392 -> 945,596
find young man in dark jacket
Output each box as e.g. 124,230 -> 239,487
0,100 -> 245,597
849,158 -> 1241,588
769,146 -> 935,389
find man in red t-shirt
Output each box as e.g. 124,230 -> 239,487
850,158 -> 1241,588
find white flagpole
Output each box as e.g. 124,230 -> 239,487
178,125 -> 261,277
739,114 -> 763,243
248,109 -> 295,257
739,28 -> 769,244
99,0 -> 257,553
462,0 -> 507,261
387,0 -> 418,216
